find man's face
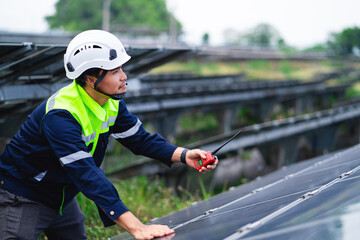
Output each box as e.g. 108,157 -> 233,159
97,66 -> 127,95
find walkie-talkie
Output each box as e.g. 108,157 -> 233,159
194,130 -> 242,171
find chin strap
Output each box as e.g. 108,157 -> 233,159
107,93 -> 126,100
94,70 -> 126,100
94,70 -> 108,90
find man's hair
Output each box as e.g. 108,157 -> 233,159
76,68 -> 102,87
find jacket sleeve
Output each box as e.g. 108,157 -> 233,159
111,100 -> 178,167
41,109 -> 128,226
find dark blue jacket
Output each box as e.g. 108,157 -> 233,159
0,99 -> 177,227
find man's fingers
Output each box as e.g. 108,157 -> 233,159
149,225 -> 174,237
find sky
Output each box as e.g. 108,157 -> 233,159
0,0 -> 360,48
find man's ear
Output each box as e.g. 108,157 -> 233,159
85,75 -> 97,88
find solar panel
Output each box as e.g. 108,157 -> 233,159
0,43 -> 193,86
111,144 -> 360,239
0,42 -> 193,137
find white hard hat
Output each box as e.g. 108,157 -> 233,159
64,29 -> 131,79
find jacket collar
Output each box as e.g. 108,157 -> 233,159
75,81 -> 113,122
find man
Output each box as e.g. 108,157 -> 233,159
0,30 -> 218,240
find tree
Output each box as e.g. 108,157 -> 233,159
46,0 -> 103,31
243,23 -> 282,47
327,26 -> 360,56
223,28 -> 243,46
303,43 -> 327,53
202,33 -> 209,45
46,0 -> 182,35
223,23 -> 283,48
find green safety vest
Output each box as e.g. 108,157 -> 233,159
45,80 -> 119,155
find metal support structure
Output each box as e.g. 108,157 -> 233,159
253,100 -> 276,121
150,112 -> 180,143
102,0 -> 111,31
305,125 -> 339,155
278,136 -> 301,167
218,107 -> 238,134
295,95 -> 315,115
259,137 -> 300,170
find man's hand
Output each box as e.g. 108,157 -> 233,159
131,224 -> 174,240
172,148 -> 218,173
114,211 -> 174,239
185,149 -> 218,173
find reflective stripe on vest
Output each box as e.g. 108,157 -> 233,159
111,118 -> 142,139
60,150 -> 92,165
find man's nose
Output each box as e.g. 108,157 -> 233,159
120,69 -> 127,81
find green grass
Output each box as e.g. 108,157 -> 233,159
345,83 -> 360,99
279,60 -> 295,77
76,175 -> 206,239
179,112 -> 219,132
248,60 -> 271,71
38,175 -> 206,240
175,112 -> 220,146
150,59 -> 354,81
